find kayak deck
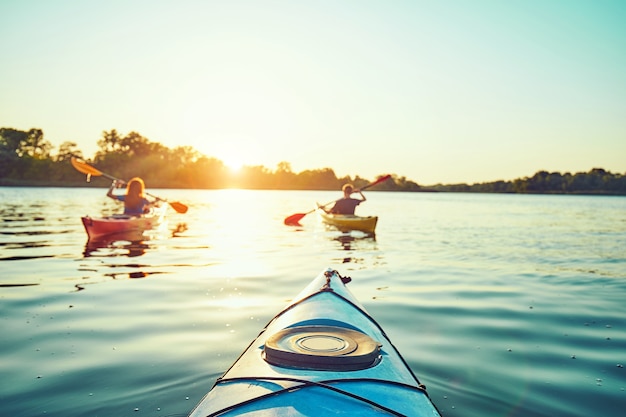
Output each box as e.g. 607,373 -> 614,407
318,210 -> 378,234
188,269 -> 441,416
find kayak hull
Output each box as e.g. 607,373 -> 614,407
80,206 -> 166,240
318,210 -> 378,234
188,269 -> 441,416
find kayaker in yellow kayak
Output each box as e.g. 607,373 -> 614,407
321,183 -> 366,215
107,177 -> 155,215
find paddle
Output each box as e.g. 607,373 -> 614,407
284,174 -> 391,226
70,157 -> 188,214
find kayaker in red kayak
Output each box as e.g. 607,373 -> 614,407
107,177 -> 155,215
322,183 -> 366,215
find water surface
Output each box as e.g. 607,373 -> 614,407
1,187 -> 625,416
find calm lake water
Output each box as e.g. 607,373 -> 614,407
1,187 -> 625,417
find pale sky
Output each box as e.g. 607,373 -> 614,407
1,0 -> 625,185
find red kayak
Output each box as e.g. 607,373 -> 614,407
81,206 -> 167,240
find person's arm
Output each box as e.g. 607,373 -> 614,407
317,202 -> 331,213
107,180 -> 122,200
356,190 -> 366,202
141,198 -> 154,213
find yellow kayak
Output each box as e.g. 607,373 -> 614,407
318,209 -> 378,234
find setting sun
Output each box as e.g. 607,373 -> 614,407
223,157 -> 243,173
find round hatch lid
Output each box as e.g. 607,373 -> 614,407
263,325 -> 381,371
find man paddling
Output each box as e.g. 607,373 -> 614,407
320,183 -> 366,215
284,175 -> 389,225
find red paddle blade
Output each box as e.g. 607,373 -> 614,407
369,174 -> 391,187
169,201 -> 188,214
284,213 -> 305,226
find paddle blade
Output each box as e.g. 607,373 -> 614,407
364,174 -> 391,189
284,213 -> 306,226
169,201 -> 188,214
71,157 -> 104,177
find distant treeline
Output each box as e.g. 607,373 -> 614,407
1,127 -> 625,195
430,169 -> 626,195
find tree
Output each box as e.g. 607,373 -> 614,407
21,128 -> 53,158
273,161 -> 297,189
0,127 -> 52,159
0,128 -> 24,177
55,141 -> 83,162
119,131 -> 152,156
0,128 -> 25,156
170,146 -> 201,165
96,129 -> 123,156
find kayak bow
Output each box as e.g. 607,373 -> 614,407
188,269 -> 441,416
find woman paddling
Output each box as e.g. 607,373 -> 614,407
107,177 -> 155,215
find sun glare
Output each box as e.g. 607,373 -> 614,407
224,158 -> 243,173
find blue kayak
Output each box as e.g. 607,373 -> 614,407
188,269 -> 442,416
